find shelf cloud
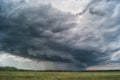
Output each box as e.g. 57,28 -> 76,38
0,0 -> 120,70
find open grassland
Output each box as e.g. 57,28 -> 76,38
0,71 -> 120,80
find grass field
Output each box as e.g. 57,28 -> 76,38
0,71 -> 120,80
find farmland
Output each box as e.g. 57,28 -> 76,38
0,71 -> 120,80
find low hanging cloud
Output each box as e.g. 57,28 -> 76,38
0,0 -> 120,70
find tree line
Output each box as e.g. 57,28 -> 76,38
0,66 -> 120,72
0,66 -> 18,71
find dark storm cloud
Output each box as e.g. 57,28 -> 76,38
0,3 -> 75,62
0,0 -> 120,70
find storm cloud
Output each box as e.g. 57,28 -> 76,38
0,0 -> 120,70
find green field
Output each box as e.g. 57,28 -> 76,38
0,71 -> 120,80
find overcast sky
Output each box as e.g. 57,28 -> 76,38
0,0 -> 120,70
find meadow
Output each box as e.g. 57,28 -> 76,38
0,71 -> 120,80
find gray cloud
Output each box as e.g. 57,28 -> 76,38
0,0 -> 120,70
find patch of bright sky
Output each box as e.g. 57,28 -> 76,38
0,51 -> 45,70
86,63 -> 120,70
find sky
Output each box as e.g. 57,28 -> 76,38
0,0 -> 120,70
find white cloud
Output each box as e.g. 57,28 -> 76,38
2,0 -> 92,14
48,0 -> 92,14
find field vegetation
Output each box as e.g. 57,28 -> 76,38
0,67 -> 120,80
